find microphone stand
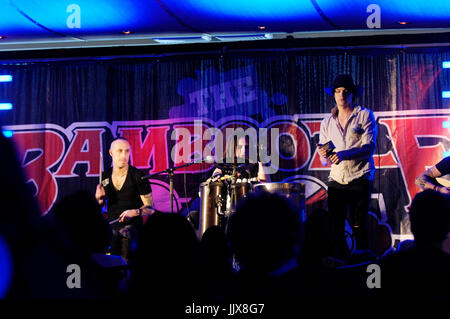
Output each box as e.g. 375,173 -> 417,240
141,162 -> 200,214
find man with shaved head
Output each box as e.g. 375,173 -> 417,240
95,137 -> 153,261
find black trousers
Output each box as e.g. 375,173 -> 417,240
327,177 -> 373,258
110,225 -> 138,262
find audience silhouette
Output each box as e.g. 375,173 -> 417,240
126,212 -> 204,301
51,190 -> 111,258
378,189 -> 450,300
0,134 -> 101,298
200,225 -> 234,300
50,190 -> 129,297
300,208 -> 336,268
225,191 -> 304,298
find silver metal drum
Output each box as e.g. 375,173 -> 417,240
198,181 -> 227,238
229,182 -> 253,213
253,182 -> 306,221
199,181 -> 254,238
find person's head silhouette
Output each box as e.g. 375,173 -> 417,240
226,191 -> 303,274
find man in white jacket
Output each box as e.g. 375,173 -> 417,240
317,74 -> 377,259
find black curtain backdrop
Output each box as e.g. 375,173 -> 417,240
1,47 -> 449,253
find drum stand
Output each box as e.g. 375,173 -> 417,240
142,162 -> 199,214
228,151 -> 239,216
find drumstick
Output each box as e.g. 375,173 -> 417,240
109,217 -> 120,225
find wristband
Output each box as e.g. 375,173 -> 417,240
136,208 -> 142,216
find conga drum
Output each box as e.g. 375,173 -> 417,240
198,181 -> 227,238
253,182 -> 306,221
229,182 -> 253,213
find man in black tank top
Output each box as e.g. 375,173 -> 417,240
95,137 -> 153,261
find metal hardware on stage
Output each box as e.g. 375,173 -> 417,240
198,137 -> 256,238
198,181 -> 307,238
199,181 -> 227,238
142,159 -> 212,214
230,182 -> 253,208
213,161 -> 257,174
198,180 -> 254,238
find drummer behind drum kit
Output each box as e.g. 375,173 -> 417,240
198,160 -> 306,239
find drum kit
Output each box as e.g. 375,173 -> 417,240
198,161 -> 306,238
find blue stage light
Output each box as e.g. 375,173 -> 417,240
2,130 -> 13,138
0,75 -> 12,82
442,91 -> 450,98
0,103 -> 13,110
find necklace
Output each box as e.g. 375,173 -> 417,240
115,172 -> 127,177
113,169 -> 128,179
112,170 -> 127,191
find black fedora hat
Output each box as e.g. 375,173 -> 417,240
324,74 -> 363,97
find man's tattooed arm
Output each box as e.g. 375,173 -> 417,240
415,166 -> 443,190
